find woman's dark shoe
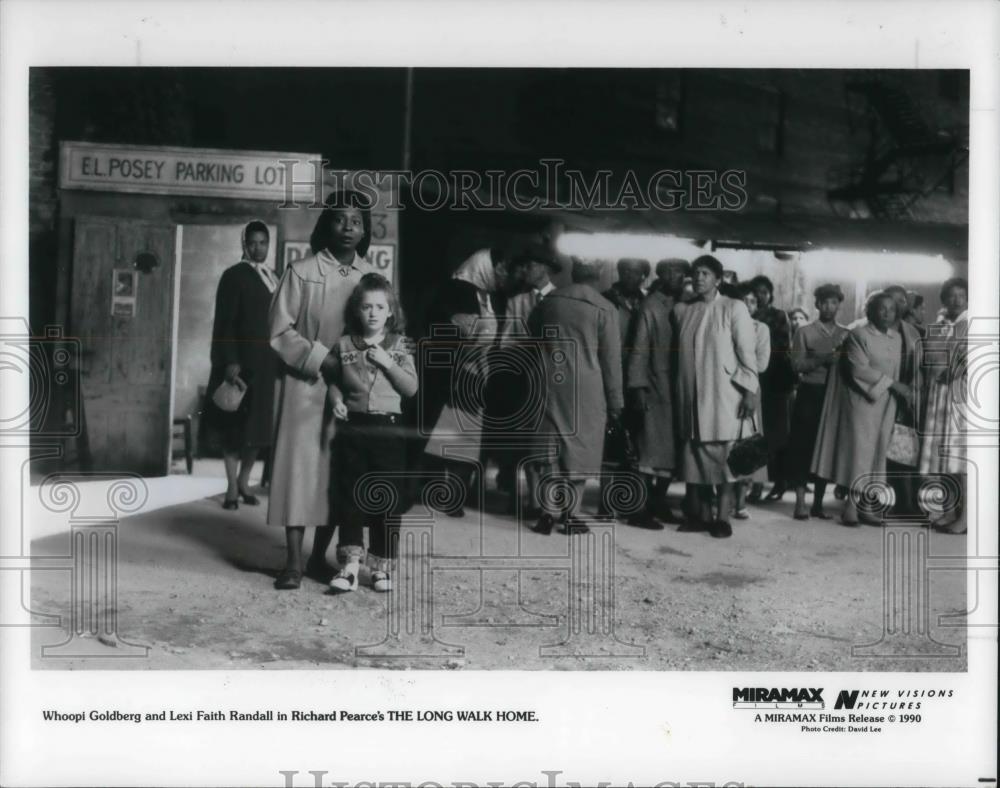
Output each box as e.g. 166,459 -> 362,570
652,499 -> 682,523
626,511 -> 666,530
222,497 -> 239,511
746,485 -> 763,504
763,484 -> 787,502
523,505 -> 543,521
809,506 -> 832,520
532,513 -> 556,535
274,568 -> 302,590
710,520 -> 733,539
792,505 -> 810,521
677,520 -> 708,533
239,491 -> 260,506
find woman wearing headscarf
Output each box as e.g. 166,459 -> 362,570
672,255 -> 759,539
918,277 -> 969,534
268,191 -> 375,589
811,291 -> 914,525
419,246 -> 511,516
207,220 -> 280,510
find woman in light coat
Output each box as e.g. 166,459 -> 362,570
268,191 -> 375,589
811,291 -> 914,525
672,255 -> 759,539
918,277 -> 969,534
731,282 -> 771,519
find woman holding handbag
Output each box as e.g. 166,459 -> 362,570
811,291 -> 914,526
730,283 -> 771,520
207,220 -> 279,510
672,255 -> 760,539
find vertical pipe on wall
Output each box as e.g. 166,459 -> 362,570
402,68 -> 414,173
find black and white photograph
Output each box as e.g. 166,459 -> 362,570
22,64 -> 975,670
1,2 -> 997,787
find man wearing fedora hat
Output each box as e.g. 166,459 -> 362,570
501,242 -> 563,341
495,241 -> 563,514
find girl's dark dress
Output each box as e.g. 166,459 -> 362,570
207,262 -> 279,451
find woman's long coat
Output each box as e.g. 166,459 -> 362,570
757,305 -> 795,450
672,294 -> 760,444
811,323 -> 903,488
266,250 -> 374,527
530,284 -> 624,474
918,312 -> 968,475
207,262 -> 279,448
626,290 -> 676,471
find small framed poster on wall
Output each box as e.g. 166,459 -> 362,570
111,269 -> 137,317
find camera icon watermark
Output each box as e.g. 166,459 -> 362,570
417,319 -> 579,438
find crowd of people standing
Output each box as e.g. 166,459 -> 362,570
426,242 -> 970,541
207,195 -> 970,595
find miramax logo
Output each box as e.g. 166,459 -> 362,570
732,687 -> 825,709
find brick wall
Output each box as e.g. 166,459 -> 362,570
29,69 -> 59,331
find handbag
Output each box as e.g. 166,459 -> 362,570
886,399 -> 919,467
886,422 -> 919,466
727,415 -> 769,477
212,377 -> 247,413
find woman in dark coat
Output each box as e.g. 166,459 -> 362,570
207,220 -> 279,509
749,275 -> 796,502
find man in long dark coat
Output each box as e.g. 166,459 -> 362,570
529,259 -> 623,535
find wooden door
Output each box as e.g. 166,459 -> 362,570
70,217 -> 178,476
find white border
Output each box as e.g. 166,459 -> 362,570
1,2 -> 997,787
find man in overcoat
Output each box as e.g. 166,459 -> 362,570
529,260 -> 624,535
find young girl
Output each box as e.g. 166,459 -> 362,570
326,273 -> 417,593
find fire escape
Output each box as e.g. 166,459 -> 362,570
826,80 -> 968,220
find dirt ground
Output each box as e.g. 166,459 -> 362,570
30,477 -> 968,672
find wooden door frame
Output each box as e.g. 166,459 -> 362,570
70,215 -> 181,476
167,224 -> 183,474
